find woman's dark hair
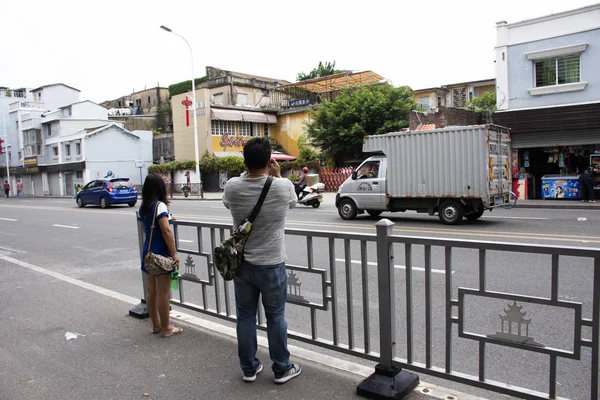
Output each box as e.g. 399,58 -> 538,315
140,173 -> 169,217
244,137 -> 271,171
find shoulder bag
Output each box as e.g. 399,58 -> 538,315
214,176 -> 273,280
143,201 -> 177,276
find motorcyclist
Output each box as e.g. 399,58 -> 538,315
295,167 -> 309,198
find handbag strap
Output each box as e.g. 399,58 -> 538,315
248,176 -> 273,223
147,201 -> 161,253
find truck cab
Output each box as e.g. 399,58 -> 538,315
336,155 -> 387,219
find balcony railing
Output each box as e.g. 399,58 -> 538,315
9,101 -> 44,112
21,118 -> 41,130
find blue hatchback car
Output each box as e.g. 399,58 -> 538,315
76,178 -> 138,208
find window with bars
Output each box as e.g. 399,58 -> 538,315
238,122 -> 251,137
211,120 -> 235,136
535,56 -> 580,87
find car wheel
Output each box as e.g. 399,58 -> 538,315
128,202 -> 137,207
438,201 -> 464,225
465,209 -> 484,221
311,202 -> 320,209
76,197 -> 85,208
367,210 -> 382,217
338,199 -> 357,220
100,197 -> 109,209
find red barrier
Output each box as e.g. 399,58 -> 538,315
319,167 -> 353,192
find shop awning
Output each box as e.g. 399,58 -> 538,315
211,109 -> 243,122
213,151 -> 243,158
211,109 -> 277,124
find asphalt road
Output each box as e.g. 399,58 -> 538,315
1,196 -> 599,400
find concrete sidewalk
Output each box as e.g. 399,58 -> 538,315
0,253 -> 476,400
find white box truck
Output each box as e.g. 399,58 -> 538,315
335,124 -> 514,224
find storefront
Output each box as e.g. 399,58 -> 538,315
496,103 -> 600,200
512,145 -> 600,199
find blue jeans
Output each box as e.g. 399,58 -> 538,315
233,261 -> 291,374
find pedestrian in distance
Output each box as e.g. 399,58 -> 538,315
16,180 -> 23,198
3,181 -> 9,198
138,173 -> 182,338
223,137 -> 302,384
579,164 -> 599,203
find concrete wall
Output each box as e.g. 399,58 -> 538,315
85,128 -> 152,186
506,29 -> 600,110
172,88 -> 210,161
109,115 -> 156,132
71,102 -> 108,120
408,106 -> 482,131
32,85 -> 79,110
270,110 -> 308,157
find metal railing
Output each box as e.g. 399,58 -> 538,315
133,218 -> 600,400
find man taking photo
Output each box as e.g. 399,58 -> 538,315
222,137 -> 301,384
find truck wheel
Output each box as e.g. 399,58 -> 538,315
367,210 -> 382,217
465,209 -> 484,221
338,199 -> 357,220
438,201 -> 464,225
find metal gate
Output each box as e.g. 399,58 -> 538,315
48,172 -> 60,196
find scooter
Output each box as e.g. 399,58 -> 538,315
294,182 -> 325,208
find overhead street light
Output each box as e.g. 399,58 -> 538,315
160,25 -> 203,198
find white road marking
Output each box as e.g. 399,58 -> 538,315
0,217 -> 17,222
0,253 -> 470,400
481,216 -> 547,220
335,258 -> 449,274
52,224 -> 80,229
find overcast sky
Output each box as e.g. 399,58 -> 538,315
2,0 -> 596,103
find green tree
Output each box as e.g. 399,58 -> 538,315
467,92 -> 496,123
306,84 -> 415,164
297,61 -> 343,81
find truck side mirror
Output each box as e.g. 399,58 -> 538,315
352,171 -> 357,180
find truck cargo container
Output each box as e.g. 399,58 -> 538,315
335,124 -> 514,224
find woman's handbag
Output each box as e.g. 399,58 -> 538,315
143,202 -> 176,276
214,177 -> 272,280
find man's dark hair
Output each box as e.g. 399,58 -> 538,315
244,137 -> 271,171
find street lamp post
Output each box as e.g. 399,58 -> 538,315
160,25 -> 203,198
0,109 -> 10,195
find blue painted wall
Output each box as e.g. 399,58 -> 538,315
507,29 -> 600,110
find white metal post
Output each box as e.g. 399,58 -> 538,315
0,109 -> 10,195
160,25 -> 203,198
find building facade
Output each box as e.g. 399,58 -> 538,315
494,4 -> 600,199
171,66 -> 287,182
171,68 -> 385,183
1,84 -> 152,196
412,78 -> 496,112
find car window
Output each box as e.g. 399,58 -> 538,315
83,182 -> 94,190
112,180 -> 133,190
357,161 -> 380,179
94,180 -> 105,188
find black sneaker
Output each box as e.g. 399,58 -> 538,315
243,363 -> 263,382
274,364 -> 302,384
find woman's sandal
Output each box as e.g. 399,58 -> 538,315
151,328 -> 161,334
161,327 -> 183,338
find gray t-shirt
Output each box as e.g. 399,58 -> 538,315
223,175 -> 297,265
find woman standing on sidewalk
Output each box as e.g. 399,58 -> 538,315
138,174 -> 182,338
